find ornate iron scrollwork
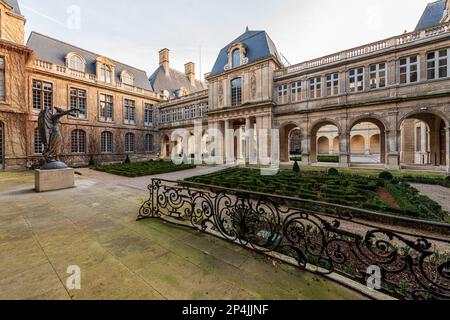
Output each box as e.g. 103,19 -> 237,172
138,179 -> 450,300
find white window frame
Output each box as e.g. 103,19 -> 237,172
326,73 -> 339,96
369,63 -> 387,89
427,49 -> 449,80
399,55 -> 419,84
101,131 -> 113,154
349,67 -> 365,93
34,128 -> 44,155
124,99 -> 136,125
125,133 -> 135,153
277,84 -> 289,104
291,81 -> 302,102
308,77 -> 322,99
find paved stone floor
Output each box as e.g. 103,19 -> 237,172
410,183 -> 450,213
0,171 -> 365,300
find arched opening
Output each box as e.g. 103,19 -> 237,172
279,123 -> 301,162
310,122 -> 340,163
349,120 -> 385,164
0,121 -> 4,170
317,137 -> 330,155
400,112 -> 447,167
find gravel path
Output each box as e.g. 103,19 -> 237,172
410,183 -> 450,213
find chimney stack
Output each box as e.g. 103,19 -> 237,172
159,48 -> 170,75
185,62 -> 195,86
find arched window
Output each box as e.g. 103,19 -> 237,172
101,131 -> 113,154
68,54 -> 85,72
71,130 -> 86,154
100,64 -> 112,84
121,71 -> 134,86
231,78 -> 242,106
232,49 -> 240,68
125,133 -> 135,153
34,128 -> 44,155
145,134 -> 154,152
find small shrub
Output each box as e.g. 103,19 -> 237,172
327,168 -> 339,176
293,161 -> 300,173
446,176 -> 450,182
88,156 -> 96,167
124,155 -> 131,164
379,171 -> 394,181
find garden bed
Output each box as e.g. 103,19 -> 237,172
91,160 -> 196,177
186,168 -> 445,222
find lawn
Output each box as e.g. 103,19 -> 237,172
185,167 -> 445,222
91,160 -> 196,177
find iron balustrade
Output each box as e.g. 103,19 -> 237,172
138,178 -> 450,300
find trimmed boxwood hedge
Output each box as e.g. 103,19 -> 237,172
317,155 -> 339,163
186,168 -> 445,222
92,160 -> 196,177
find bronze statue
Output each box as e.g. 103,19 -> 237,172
38,106 -> 79,170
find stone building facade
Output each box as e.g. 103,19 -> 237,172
2,0 -> 450,171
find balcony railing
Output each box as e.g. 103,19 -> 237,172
160,89 -> 209,107
139,179 -> 450,300
275,21 -> 450,78
33,59 -> 160,99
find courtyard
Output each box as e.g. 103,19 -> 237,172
0,170 -> 366,300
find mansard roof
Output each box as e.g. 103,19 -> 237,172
4,0 -> 22,15
149,65 -> 207,98
415,0 -> 448,30
26,32 -> 153,91
210,29 -> 281,76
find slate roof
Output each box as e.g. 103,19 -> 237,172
415,0 -> 447,30
4,0 -> 21,15
149,65 -> 207,98
26,32 -> 153,91
210,29 -> 281,76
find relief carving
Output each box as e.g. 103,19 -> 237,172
250,72 -> 257,99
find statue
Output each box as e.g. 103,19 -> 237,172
38,106 -> 79,170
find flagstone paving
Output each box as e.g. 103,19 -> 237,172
0,171 -> 366,300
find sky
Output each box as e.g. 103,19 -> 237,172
19,0 -> 434,80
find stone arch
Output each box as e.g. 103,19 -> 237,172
370,134 -> 381,154
398,109 -> 449,131
348,117 -> 386,164
310,119 -> 341,163
160,134 -> 171,158
333,136 -> 340,154
279,122 -> 301,162
350,135 -> 365,154
400,111 -> 448,167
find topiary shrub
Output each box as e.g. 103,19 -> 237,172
379,171 -> 394,181
124,155 -> 131,164
88,156 -> 96,167
328,168 -> 339,176
293,161 -> 300,173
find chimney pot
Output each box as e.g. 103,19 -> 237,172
185,62 -> 195,86
159,48 -> 170,75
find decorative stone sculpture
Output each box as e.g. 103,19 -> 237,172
38,106 -> 79,170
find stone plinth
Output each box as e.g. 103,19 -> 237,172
35,168 -> 75,192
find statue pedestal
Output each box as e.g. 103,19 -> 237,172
35,168 -> 75,192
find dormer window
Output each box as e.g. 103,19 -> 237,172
66,53 -> 85,72
121,70 -> 134,86
232,49 -> 241,68
100,64 -> 112,83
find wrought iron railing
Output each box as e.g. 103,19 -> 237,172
138,179 -> 450,300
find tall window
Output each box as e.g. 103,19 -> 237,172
32,80 -> 53,110
399,55 -> 419,84
101,131 -> 113,154
349,68 -> 364,93
232,49 -> 240,68
144,103 -> 153,126
0,57 -> 4,101
71,130 -> 86,154
70,88 -> 87,118
231,78 -> 242,106
100,64 -> 112,83
326,73 -> 339,96
291,81 -> 302,102
125,133 -> 135,153
145,134 -> 154,152
277,84 -> 289,104
308,77 -> 322,99
68,55 -> 85,72
369,63 -> 386,89
34,128 -> 43,155
124,99 -> 136,125
427,49 -> 448,80
99,94 -> 113,122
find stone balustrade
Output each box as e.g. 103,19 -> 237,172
274,21 -> 450,78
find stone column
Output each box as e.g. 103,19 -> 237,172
300,121 -> 310,166
224,119 -> 235,164
386,111 -> 400,170
245,117 -> 251,164
446,127 -> 450,172
338,118 -> 350,167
